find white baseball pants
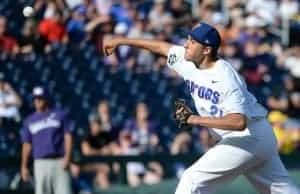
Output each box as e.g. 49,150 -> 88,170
175,118 -> 300,194
34,158 -> 72,194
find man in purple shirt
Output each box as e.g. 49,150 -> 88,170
20,86 -> 73,194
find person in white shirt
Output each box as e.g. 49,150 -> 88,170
102,22 -> 300,194
0,73 -> 22,121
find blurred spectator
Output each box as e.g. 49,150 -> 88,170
0,73 -> 22,123
220,40 -> 243,71
128,17 -> 151,39
89,99 -> 119,139
124,102 -> 162,154
112,129 -> 144,187
268,111 -> 300,154
279,0 -> 299,20
38,10 -> 67,44
116,23 -> 136,69
198,0 -> 218,24
65,0 -> 84,10
245,0 -> 277,25
238,18 -> 277,94
32,0 -> 67,23
39,0 -> 66,16
85,15 -> 112,36
171,128 -> 216,155
143,161 -> 164,185
81,118 -> 113,156
65,0 -> 103,43
111,129 -> 164,187
242,39 -> 266,86
171,131 -> 192,155
86,15 -> 113,54
94,100 -> 112,132
281,46 -> 300,78
18,19 -> 45,54
170,131 -> 192,178
20,86 -> 73,194
109,0 -> 136,27
148,0 -> 173,32
168,0 -> 191,27
194,128 -> 216,153
94,0 -> 112,16
220,17 -> 243,44
128,18 -> 156,73
267,75 -> 300,125
80,118 -> 113,189
0,16 -> 19,54
241,14 -> 271,44
170,128 -> 216,178
66,7 -> 87,43
103,22 -> 137,71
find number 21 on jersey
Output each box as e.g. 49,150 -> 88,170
210,105 -> 223,117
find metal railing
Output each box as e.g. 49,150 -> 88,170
1,152 -> 300,194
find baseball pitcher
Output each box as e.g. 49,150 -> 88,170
103,22 -> 300,194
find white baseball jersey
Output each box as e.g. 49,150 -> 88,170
167,46 -> 268,140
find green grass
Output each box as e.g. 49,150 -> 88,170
214,170 -> 300,194
95,170 -> 300,194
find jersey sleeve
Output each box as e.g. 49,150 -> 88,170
56,109 -> 74,134
61,111 -> 74,134
167,46 -> 196,79
20,120 -> 32,143
222,87 -> 247,116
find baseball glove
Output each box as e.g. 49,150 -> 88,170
173,99 -> 193,130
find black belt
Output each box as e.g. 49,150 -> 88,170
38,154 -> 63,159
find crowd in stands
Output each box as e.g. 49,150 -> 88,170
1,0 -> 300,193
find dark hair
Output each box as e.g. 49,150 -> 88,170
90,117 -> 101,125
98,99 -> 109,106
210,47 -> 219,59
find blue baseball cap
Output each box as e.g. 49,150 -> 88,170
189,22 -> 221,49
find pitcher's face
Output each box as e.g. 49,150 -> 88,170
184,36 -> 210,64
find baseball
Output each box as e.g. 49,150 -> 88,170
23,6 -> 34,17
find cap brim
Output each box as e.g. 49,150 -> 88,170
33,95 -> 47,99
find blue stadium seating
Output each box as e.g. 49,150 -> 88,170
2,39 -> 189,148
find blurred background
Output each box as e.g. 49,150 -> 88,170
1,0 -> 300,193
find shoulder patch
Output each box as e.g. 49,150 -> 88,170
168,54 -> 178,66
